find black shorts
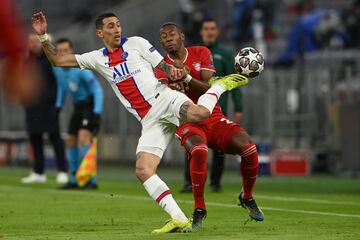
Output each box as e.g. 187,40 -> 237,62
68,98 -> 96,135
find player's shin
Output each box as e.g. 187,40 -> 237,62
189,144 -> 208,210
143,175 -> 188,222
239,144 -> 259,199
197,84 -> 226,113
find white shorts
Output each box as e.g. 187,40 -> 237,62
136,87 -> 190,158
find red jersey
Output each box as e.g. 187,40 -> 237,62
154,46 -> 222,114
154,46 -> 245,152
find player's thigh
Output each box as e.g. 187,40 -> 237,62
176,123 -> 207,152
137,121 -> 175,159
229,130 -> 252,151
184,102 -> 211,124
208,117 -> 246,154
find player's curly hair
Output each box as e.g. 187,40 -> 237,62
160,22 -> 183,32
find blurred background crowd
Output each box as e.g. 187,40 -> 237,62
0,0 -> 359,179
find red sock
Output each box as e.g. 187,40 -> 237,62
189,144 -> 208,210
240,143 -> 259,199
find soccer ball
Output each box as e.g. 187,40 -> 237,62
234,47 -> 264,78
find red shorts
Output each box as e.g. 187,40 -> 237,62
175,110 -> 244,154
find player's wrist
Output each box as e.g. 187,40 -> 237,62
37,33 -> 49,42
183,74 -> 192,83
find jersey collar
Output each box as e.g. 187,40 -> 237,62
102,37 -> 127,56
167,48 -> 188,63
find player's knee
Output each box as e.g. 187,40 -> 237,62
232,131 -> 252,150
189,108 -> 210,124
135,166 -> 153,182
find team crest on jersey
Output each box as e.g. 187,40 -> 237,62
121,51 -> 128,60
194,62 -> 201,71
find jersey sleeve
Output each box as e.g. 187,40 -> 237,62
81,70 -> 104,114
134,36 -> 163,67
75,51 -> 98,70
199,47 -> 216,72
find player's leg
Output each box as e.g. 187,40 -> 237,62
136,152 -> 190,233
21,133 -> 47,183
61,110 -> 81,189
228,131 -> 264,221
64,133 -> 79,188
183,135 -> 208,230
186,74 -> 249,123
48,131 -> 68,184
136,121 -> 190,233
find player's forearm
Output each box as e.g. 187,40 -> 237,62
157,60 -> 173,78
41,39 -> 61,66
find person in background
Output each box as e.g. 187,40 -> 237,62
180,18 -> 244,193
54,38 -> 104,189
21,33 -> 68,184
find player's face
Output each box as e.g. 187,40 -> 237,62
28,33 -> 42,55
159,26 -> 185,54
56,42 -> 73,56
200,21 -> 219,45
96,17 -> 122,48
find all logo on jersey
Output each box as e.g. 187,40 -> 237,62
112,62 -> 141,83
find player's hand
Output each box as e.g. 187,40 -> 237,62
31,12 -> 47,35
169,66 -> 185,81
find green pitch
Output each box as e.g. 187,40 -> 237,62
0,166 -> 359,240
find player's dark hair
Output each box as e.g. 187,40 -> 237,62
201,18 -> 218,28
160,22 -> 182,33
95,13 -> 118,29
56,38 -> 73,48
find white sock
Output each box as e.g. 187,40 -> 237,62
143,175 -> 188,222
197,84 -> 226,113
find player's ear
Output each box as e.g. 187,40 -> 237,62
96,29 -> 103,39
181,32 -> 185,41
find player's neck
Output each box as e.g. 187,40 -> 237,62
169,47 -> 187,62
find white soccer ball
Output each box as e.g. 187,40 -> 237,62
234,47 -> 264,78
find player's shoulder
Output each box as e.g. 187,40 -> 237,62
126,36 -> 148,44
187,46 -> 211,54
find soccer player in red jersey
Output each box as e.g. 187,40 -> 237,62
155,22 -> 264,229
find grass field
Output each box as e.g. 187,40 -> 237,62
0,166 -> 359,240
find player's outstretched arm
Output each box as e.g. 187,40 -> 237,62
156,60 -> 186,81
31,12 -> 79,67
